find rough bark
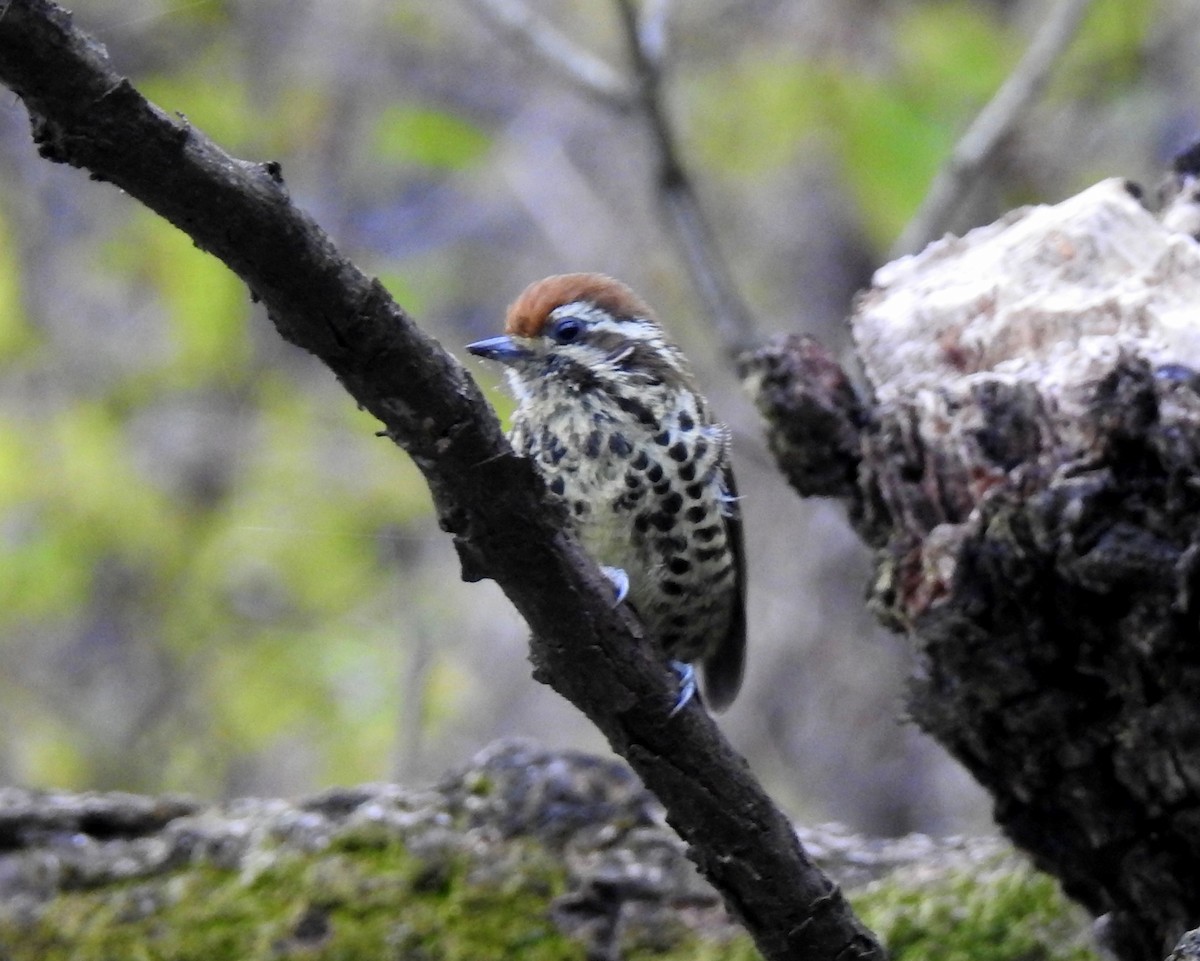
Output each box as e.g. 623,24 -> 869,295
745,178 -> 1200,961
0,3 -> 881,960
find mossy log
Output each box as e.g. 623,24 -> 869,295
0,740 -> 1093,961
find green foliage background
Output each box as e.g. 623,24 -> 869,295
0,0 -> 1173,826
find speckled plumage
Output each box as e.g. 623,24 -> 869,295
468,273 -> 746,711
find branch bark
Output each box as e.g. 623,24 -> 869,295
0,3 -> 882,960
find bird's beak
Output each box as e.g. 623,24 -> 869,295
466,335 -> 532,365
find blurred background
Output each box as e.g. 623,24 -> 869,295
0,0 -> 1188,836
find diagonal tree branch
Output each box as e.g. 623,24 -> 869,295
0,3 -> 883,960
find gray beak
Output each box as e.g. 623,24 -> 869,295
466,335 -> 532,365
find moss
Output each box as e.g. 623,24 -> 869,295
0,848 -> 1098,961
852,855 -> 1099,961
0,787 -> 1095,961
1,848 -> 1096,961
0,839 -> 583,961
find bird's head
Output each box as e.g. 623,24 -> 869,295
467,273 -> 692,394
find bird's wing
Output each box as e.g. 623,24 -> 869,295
702,455 -> 746,712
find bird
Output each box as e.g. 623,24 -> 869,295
466,273 -> 745,713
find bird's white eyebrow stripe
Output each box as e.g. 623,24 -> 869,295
549,303 -> 661,343
548,302 -> 610,327
589,316 -> 663,346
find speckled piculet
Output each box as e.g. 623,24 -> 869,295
467,273 -> 746,713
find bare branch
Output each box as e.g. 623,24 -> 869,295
613,0 -> 760,358
890,0 -> 1097,258
0,3 -> 884,960
470,0 -> 759,357
462,0 -> 635,106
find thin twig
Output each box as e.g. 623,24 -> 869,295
469,0 -> 759,357
638,0 -> 672,66
462,0 -> 635,107
890,0 -> 1097,258
613,0 -> 760,358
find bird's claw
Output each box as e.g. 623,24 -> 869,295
601,566 -> 630,606
668,660 -> 697,717
598,571 -> 695,715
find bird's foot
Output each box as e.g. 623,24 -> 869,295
668,660 -> 697,717
601,566 -> 630,606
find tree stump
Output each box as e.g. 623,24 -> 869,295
746,178 -> 1200,961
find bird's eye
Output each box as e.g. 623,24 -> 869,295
549,316 -> 584,345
